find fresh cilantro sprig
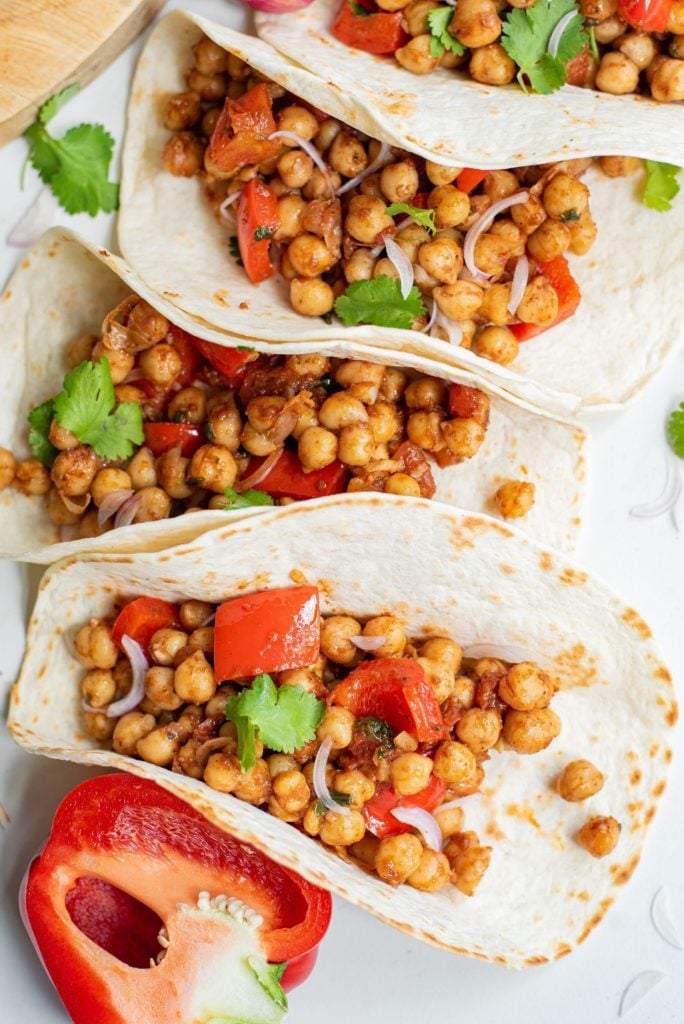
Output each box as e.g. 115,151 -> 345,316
229,235 -> 244,266
643,161 -> 681,213
334,276 -> 426,330
220,487 -> 274,510
385,202 -> 437,235
28,400 -> 58,466
427,8 -> 465,59
313,792 -> 353,815
667,402 -> 684,458
502,0 -> 588,95
24,84 -> 119,216
226,674 -> 325,771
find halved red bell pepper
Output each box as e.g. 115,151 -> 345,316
363,775 -> 446,838
244,449 -> 348,501
456,168 -> 489,194
618,0 -> 672,30
214,585 -> 320,680
111,596 -> 180,656
332,1 -> 407,54
331,658 -> 446,744
237,178 -> 281,284
509,255 -> 581,342
143,422 -> 204,458
23,775 -> 332,1024
207,82 -> 280,175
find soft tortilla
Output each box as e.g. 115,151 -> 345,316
118,10 -> 684,412
9,495 -> 676,965
0,227 -> 585,562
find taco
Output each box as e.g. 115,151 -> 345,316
9,496 -> 676,965
118,10 -> 684,412
255,0 -> 684,164
0,228 -> 584,562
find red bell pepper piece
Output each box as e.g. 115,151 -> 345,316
214,585 -> 321,680
143,422 -> 205,457
189,336 -> 257,386
244,448 -> 348,500
392,441 -> 435,499
23,775 -> 332,1024
618,0 -> 672,30
332,1 -> 407,54
448,383 -> 490,426
331,658 -> 446,744
111,596 -> 180,656
363,776 -> 447,838
237,178 -> 281,284
207,82 -> 280,175
167,323 -> 203,386
456,168 -> 489,194
509,255 -> 581,342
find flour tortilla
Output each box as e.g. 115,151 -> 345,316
0,227 -> 585,562
8,496 -> 676,966
118,10 -> 684,412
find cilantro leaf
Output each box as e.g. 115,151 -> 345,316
53,358 -> 143,460
643,161 -> 681,213
667,402 -> 684,459
385,202 -> 437,235
561,208 -> 579,222
349,0 -> 370,13
502,0 -> 588,95
226,674 -> 325,768
229,235 -> 244,266
313,792 -> 353,815
219,487 -> 274,510
356,716 -> 394,746
427,8 -> 465,59
38,84 -> 81,125
254,225 -> 275,240
334,276 -> 426,330
232,714 -> 258,773
27,399 -> 57,465
246,957 -> 288,1013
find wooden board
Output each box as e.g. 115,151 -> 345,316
0,0 -> 167,147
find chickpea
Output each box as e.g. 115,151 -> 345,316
595,51 -> 640,94
441,417 -> 486,458
275,195 -> 307,243
390,753 -> 434,796
613,33 -> 657,72
303,168 -> 342,200
270,769 -> 311,814
287,234 -> 336,278
277,149 -> 314,190
404,377 -> 446,412
277,105 -> 319,142
174,649 -> 216,704
420,638 -> 462,671
319,808 -> 366,846
469,42 -> 516,84
448,840 -> 492,896
416,655 -> 456,702
138,343 -> 182,387
314,118 -> 341,152
335,361 -> 386,405
317,706 -> 356,748
89,468 -> 132,508
384,472 -> 420,496
193,35 -> 228,74
204,752 -> 242,793
188,627 -> 214,657
82,668 -> 117,708
289,276 -> 335,318
345,195 -> 394,245
395,34 -> 441,74
84,711 -> 116,741
494,480 -> 536,519
67,333 -> 97,367
456,708 -> 502,753
558,759 -> 605,802
434,280 -> 484,321
47,420 -> 78,452
0,448 -> 16,490
473,233 -> 510,278
75,619 -> 118,669
144,665 -> 182,711
329,770 -> 373,809
296,426 -> 337,473
207,398 -> 242,451
380,161 -> 420,203
407,410 -> 444,451
320,393 -> 369,431
163,132 -> 204,177
542,175 -> 589,223
359,615 -> 405,658
127,447 -> 157,490
164,91 -> 201,132
433,741 -> 478,787
670,36 -> 684,58
177,601 -> 211,632
453,674 -> 476,709
136,723 -> 182,766
46,488 -> 80,525
426,185 -> 469,230
338,423 -> 374,466
375,834 -> 423,886
365,404 -> 399,447
473,657 -> 505,678
567,207 -> 597,256
50,446 -> 99,498
434,803 -> 465,838
418,237 -> 463,285
188,444 -> 237,492
578,815 -> 621,857
267,754 -> 299,778
473,324 -> 518,367
186,69 -> 225,102
511,195 -> 546,235
503,707 -> 561,753
649,57 -> 684,101
498,662 -> 552,711
527,219 -> 571,263
112,711 -> 156,755
344,248 -> 377,283
407,848 -> 451,892
452,0 -> 502,47
148,628 -> 187,667
132,487 -> 170,523
403,0 -> 440,33
477,283 -> 512,327
347,836 -> 379,873
516,276 -> 559,326
378,368 -> 407,403
168,387 -> 207,426
157,448 -> 192,500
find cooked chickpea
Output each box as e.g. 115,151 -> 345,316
418,237 -> 463,284
375,833 -> 424,886
470,43 -> 516,84
395,34 -> 441,74
138,343 -> 182,387
516,276 -> 559,326
174,649 -> 216,704
290,276 -> 335,317
338,423 -> 374,466
188,444 -> 237,492
13,459 -> 50,497
319,808 -> 366,846
433,741 -> 479,787
302,168 -> 342,200
186,68 -> 225,102
403,0 -> 439,34
0,448 -> 16,489
344,248 -> 377,283
297,426 -> 338,472
434,803 -> 465,838
649,57 -> 684,101
234,759 -> 272,805
407,410 -> 444,451
494,480 -> 536,519
511,195 -> 546,234
367,403 -> 401,445
178,600 -> 212,631
416,656 -> 456,702
421,638 -> 462,671
271,769 -> 311,814
473,233 -> 510,278
167,387 -> 206,426
275,195 -> 307,243
503,707 -> 561,753
127,447 -> 157,489
149,628 -> 187,666
112,711 -> 156,755
204,751 -> 242,793
361,615 -> 406,657
274,104 -> 318,141
478,283 -> 513,327
578,815 -> 621,857
595,51 -> 640,94
50,446 -> 99,498
144,665 -> 182,711
568,207 -> 597,256
136,724 -> 183,766
441,417 -> 486,457
287,235 -> 336,279
335,360 -> 386,405
130,487 -> 170,523
542,173 -> 589,221
320,618 -> 362,668
614,33 -> 658,71
456,708 -> 502,753
383,470 -> 419,496
156,448 -> 192,500
380,368 -> 408,403
407,848 -> 451,892
453,674 -> 477,709
193,36 -> 227,74
558,759 -> 605,802
448,840 -> 492,896
90,468 -> 132,508
379,160 -> 419,203
405,377 -> 447,411
164,91 -> 201,131
267,754 -> 298,778
84,711 -> 116,741
390,753 -> 434,796
434,280 -> 484,321
476,326 -> 519,366
276,149 -> 314,190
425,161 -> 462,187
327,131 -> 366,179
320,392 -> 369,430
82,668 -> 117,708
47,421 -> 79,452
163,132 -> 204,177
187,627 -> 214,657
317,706 -> 356,748
45,488 -> 80,525
452,0 -> 501,47
67,333 -> 97,367
345,195 -> 394,244
427,184 -> 470,230
75,620 -> 118,669
333,769 -> 375,808
498,662 -> 552,710
527,218 -> 572,262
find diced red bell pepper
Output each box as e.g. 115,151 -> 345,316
331,658 -> 446,744
23,775 -> 332,1024
237,178 -> 281,284
448,383 -> 490,426
143,422 -> 204,458
363,776 -> 447,839
392,441 -> 435,499
332,1 -> 407,54
244,448 -> 348,501
618,0 -> 672,30
111,596 -> 180,656
207,82 -> 280,175
189,337 -> 257,387
509,255 -> 581,342
214,585 -> 320,680
167,324 -> 203,386
456,168 -> 489,194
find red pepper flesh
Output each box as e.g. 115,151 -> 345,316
245,449 -> 348,500
237,178 -> 281,284
510,255 -> 581,342
332,1 -> 407,54
111,596 -> 180,656
143,422 -> 205,457
456,168 -> 489,194
618,0 -> 672,30
207,82 -> 280,175
363,776 -> 447,838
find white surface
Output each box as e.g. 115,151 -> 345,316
0,2 -> 683,1021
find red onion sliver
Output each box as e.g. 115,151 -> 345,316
104,635 -> 147,718
619,971 -> 666,1018
0,800 -> 9,829
384,237 -> 415,300
463,643 -> 536,663
239,0 -> 314,13
507,254 -> 529,315
313,736 -> 351,816
350,634 -> 387,652
390,806 -> 443,851
233,447 -> 283,494
269,130 -> 334,195
113,492 -> 143,529
548,11 -> 580,58
7,188 -> 59,248
200,611 -> 217,627
97,489 -> 135,528
336,141 -> 392,197
463,191 -> 529,280
651,887 -> 684,950
432,308 -> 462,346
422,299 -> 438,333
58,525 -> 78,543
435,798 -> 464,815
219,190 -> 243,221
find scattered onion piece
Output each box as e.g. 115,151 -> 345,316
336,141 -> 393,197
7,188 -> 59,247
350,635 -> 387,652
219,189 -> 243,221
236,0 -> 314,12
200,611 -> 217,627
507,255 -> 529,314
431,308 -> 462,346
113,491 -> 143,529
391,806 -> 443,852
463,642 -> 536,663
0,801 -> 9,829
651,887 -> 683,950
233,447 -> 284,494
269,130 -> 334,195
58,525 -> 78,543
463,191 -> 529,281
104,635 -> 147,718
196,736 -> 235,765
61,493 -> 90,517
548,11 -> 580,58
619,970 -> 666,1018
385,237 -> 415,300
313,736 -> 351,816
422,299 -> 438,334
629,452 -> 682,532
97,489 -> 135,528
434,798 -> 463,815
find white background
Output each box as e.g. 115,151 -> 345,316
0,2 -> 683,1021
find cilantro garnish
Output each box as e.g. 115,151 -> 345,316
229,235 -> 244,266
349,0 -> 371,13
357,716 -> 394,746
643,161 -> 681,213
334,276 -> 426,330
27,399 -> 58,465
667,402 -> 684,458
219,487 -> 274,510
226,674 -> 325,771
313,792 -> 353,815
52,358 -> 143,460
236,345 -> 254,352
561,209 -> 579,222
24,85 -> 119,216
502,0 -> 588,95
246,958 -> 288,1013
385,202 -> 437,235
427,8 -> 465,59
588,25 -> 599,60
254,225 -> 275,241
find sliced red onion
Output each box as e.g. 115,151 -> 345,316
434,798 -> 464,815
350,635 -> 387,652
422,299 -> 438,333
238,0 -> 314,12
432,308 -> 462,346
463,191 -> 529,281
507,255 -> 529,315
313,736 -> 351,816
336,141 -> 392,197
630,453 -> 682,531
651,887 -> 683,950
619,971 -> 666,1018
114,491 -> 143,529
58,525 -> 78,543
219,190 -> 243,221
7,188 -> 58,247
233,447 -> 283,494
391,806 -> 443,852
201,611 -> 217,627
463,643 -> 536,663
548,11 -> 580,58
97,489 -> 135,528
269,130 -> 334,195
384,237 -> 414,300
104,635 -> 147,718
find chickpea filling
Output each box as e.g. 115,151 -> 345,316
77,590 -> 621,897
158,37 -> 647,367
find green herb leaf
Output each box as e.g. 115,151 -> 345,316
53,358 -> 144,460
225,674 -> 325,769
643,161 -> 681,213
313,792 -> 353,815
667,402 -> 684,458
229,235 -> 244,266
254,225 -> 275,241
236,345 -> 254,352
334,276 -> 426,330
38,84 -> 81,125
232,714 -> 258,773
349,0 -> 371,13
385,202 -> 437,235
246,957 -> 288,1013
560,208 -> 579,222
357,716 -> 394,746
502,0 -> 588,95
588,25 -> 599,61
27,399 -> 57,465
220,487 -> 274,510
427,8 -> 466,59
